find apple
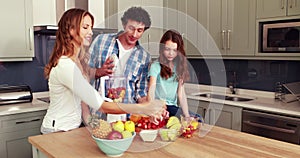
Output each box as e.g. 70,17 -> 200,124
121,130 -> 132,139
112,121 -> 124,133
107,131 -> 123,140
124,121 -> 135,132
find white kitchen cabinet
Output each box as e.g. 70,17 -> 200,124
0,0 -> 34,61
163,0 -> 256,57
33,0 -> 90,26
0,110 -> 46,158
163,0 -> 200,57
188,99 -> 242,131
198,0 -> 256,57
33,0 -> 57,25
257,0 -> 300,19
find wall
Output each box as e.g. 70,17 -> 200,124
188,59 -> 300,92
0,58 -> 48,92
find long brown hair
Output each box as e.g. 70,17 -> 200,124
158,29 -> 190,82
44,8 -> 94,79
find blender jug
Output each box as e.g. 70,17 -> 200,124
100,75 -> 127,122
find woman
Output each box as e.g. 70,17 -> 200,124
148,29 -> 191,119
41,8 -> 164,134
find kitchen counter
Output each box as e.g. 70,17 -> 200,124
0,92 -> 49,116
28,125 -> 300,158
185,83 -> 300,117
2,83 -> 299,118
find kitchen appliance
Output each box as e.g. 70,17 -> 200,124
242,109 -> 300,145
260,19 -> 300,52
99,75 -> 127,123
0,85 -> 32,105
283,81 -> 300,102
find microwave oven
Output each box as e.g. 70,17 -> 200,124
260,19 -> 300,53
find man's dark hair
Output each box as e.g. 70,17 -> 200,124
121,6 -> 151,31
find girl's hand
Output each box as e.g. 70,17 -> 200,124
150,108 -> 169,125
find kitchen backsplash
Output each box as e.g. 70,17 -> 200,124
188,59 -> 300,92
1,57 -> 299,92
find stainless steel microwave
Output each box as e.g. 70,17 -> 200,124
261,20 -> 300,52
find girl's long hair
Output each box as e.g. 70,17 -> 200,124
44,8 -> 94,79
158,29 -> 190,82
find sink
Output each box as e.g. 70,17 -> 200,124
195,93 -> 254,102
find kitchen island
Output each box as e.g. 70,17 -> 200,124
28,125 -> 300,158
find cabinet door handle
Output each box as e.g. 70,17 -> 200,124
29,27 -> 34,51
203,108 -> 206,119
227,30 -> 231,50
221,30 -> 226,50
281,0 -> 285,9
16,118 -> 41,124
289,0 -> 293,8
243,120 -> 296,134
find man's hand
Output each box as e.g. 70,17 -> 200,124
95,57 -> 114,78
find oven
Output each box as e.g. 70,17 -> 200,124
242,109 -> 300,145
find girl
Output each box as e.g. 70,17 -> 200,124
148,29 -> 191,119
41,8 -> 164,134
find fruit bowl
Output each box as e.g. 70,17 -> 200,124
158,128 -> 180,142
139,129 -> 158,142
92,132 -> 136,157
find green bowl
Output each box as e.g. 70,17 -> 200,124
92,132 -> 136,157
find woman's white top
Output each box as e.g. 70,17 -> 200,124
41,56 -> 104,132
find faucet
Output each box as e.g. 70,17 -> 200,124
228,71 -> 237,94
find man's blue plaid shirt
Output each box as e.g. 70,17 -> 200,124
88,32 -> 151,104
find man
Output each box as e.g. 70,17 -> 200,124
89,6 -> 152,104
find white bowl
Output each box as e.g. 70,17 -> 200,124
139,129 -> 158,142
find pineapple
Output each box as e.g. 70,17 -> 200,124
91,118 -> 112,139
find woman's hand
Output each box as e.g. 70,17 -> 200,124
141,99 -> 165,116
116,99 -> 165,117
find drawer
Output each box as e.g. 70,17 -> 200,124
0,110 -> 46,133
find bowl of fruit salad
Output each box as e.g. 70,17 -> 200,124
158,128 -> 180,141
90,118 -> 136,157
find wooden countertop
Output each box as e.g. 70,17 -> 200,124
28,125 -> 300,158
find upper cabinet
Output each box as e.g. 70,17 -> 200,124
163,0 -> 200,57
33,0 -> 90,26
257,0 -> 300,19
0,0 -> 34,61
198,0 -> 256,57
33,0 -> 57,25
164,0 -> 256,57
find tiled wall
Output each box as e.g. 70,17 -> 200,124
1,57 -> 299,92
188,59 -> 300,92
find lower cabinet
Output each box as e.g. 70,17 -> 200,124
0,110 -> 46,158
188,99 -> 242,131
